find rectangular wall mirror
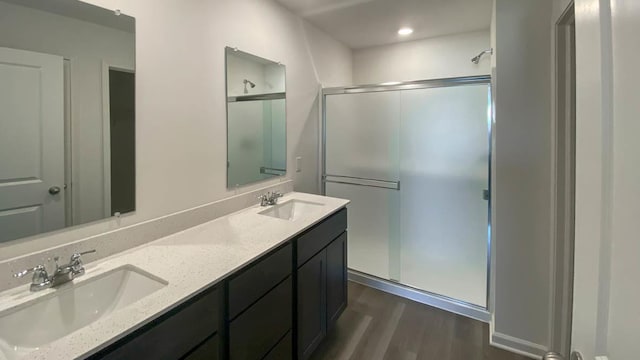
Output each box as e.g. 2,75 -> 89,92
0,0 -> 136,243
225,47 -> 286,188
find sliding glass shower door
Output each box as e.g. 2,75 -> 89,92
323,78 -> 491,309
324,91 -> 401,281
399,85 -> 490,307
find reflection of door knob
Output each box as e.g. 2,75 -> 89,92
49,186 -> 61,195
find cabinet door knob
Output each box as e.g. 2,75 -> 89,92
49,186 -> 61,195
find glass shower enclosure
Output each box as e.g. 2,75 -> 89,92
322,76 -> 492,315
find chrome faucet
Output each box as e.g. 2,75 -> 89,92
14,250 -> 96,292
13,265 -> 51,292
259,191 -> 283,206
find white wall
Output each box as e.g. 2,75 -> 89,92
0,0 -> 352,260
0,1 -> 135,225
605,1 -> 640,358
563,0 -> 613,358
491,0 -> 554,356
569,1 -> 640,359
301,20 -> 353,87
352,30 -> 491,84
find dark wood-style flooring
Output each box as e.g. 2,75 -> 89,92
310,282 -> 530,360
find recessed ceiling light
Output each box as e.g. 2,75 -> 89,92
398,27 -> 414,36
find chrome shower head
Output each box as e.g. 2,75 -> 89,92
243,79 -> 256,94
471,48 -> 493,64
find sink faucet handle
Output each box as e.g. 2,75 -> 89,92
268,191 -> 283,205
13,265 -> 48,279
14,265 -> 51,291
258,193 -> 270,206
75,249 -> 96,257
70,250 -> 96,274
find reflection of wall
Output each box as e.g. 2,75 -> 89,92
264,64 -> 286,94
227,101 -> 264,187
270,99 -> 286,170
0,1 -> 135,225
226,52 -> 285,98
226,53 -> 267,96
353,30 -> 490,84
228,99 -> 285,187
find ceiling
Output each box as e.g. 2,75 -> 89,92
276,0 -> 493,49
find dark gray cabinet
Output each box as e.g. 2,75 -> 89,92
227,243 -> 293,360
326,232 -> 348,330
297,209 -> 347,267
184,335 -> 220,360
89,287 -> 222,360
297,250 -> 327,359
228,244 -> 292,320
263,331 -> 293,360
88,207 -> 347,360
296,209 -> 348,360
229,277 -> 292,360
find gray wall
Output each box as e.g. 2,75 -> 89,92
492,0 -> 553,355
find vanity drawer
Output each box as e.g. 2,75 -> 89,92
297,208 -> 347,267
93,287 -> 220,360
263,331 -> 293,360
228,243 -> 292,319
229,276 -> 292,360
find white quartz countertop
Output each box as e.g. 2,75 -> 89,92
0,192 -> 349,360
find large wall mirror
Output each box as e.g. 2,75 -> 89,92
0,0 -> 135,243
226,47 -> 286,188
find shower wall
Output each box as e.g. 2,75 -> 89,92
353,30 -> 491,84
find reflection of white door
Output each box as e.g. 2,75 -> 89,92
0,47 -> 64,243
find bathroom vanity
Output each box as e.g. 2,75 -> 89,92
0,193 -> 348,360
90,203 -> 347,360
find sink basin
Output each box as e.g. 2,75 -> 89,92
0,265 -> 167,360
259,199 -> 324,221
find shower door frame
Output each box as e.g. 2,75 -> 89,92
321,75 -> 494,322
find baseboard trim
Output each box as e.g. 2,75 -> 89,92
490,330 -> 548,359
348,270 -> 491,323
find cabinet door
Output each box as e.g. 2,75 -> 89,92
326,233 -> 348,330
297,250 -> 327,360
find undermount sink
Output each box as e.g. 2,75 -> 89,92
0,265 -> 167,360
259,199 -> 324,221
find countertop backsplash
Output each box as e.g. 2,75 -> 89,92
0,181 -> 293,292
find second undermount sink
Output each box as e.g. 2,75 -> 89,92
0,265 -> 167,360
259,199 -> 324,221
